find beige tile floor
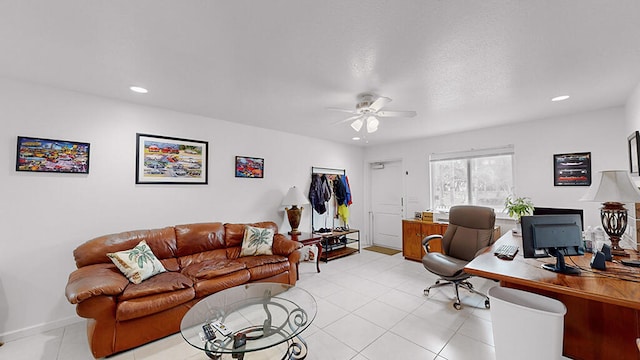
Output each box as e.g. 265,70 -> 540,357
1,249 -> 505,360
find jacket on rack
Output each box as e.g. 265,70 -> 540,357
334,175 -> 348,206
309,174 -> 332,214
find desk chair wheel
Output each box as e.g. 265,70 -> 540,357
484,299 -> 490,309
423,288 -> 429,296
453,302 -> 462,310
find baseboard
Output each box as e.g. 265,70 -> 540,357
0,316 -> 83,343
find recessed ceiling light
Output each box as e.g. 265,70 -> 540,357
551,95 -> 569,102
352,137 -> 361,141
130,86 -> 148,94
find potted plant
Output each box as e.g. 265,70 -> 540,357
504,195 -> 534,235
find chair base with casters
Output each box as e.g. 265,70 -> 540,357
420,205 -> 497,310
423,276 -> 490,310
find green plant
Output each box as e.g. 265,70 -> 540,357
504,195 -> 534,221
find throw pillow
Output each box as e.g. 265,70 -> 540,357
107,240 -> 166,284
239,225 -> 275,256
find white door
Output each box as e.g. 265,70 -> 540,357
370,161 -> 403,249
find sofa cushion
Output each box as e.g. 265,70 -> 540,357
116,288 -> 195,321
74,226 -> 177,268
107,240 -> 166,284
181,259 -> 247,280
225,222 -> 278,248
119,271 -> 193,301
193,270 -> 251,298
175,222 -> 226,257
240,226 -> 274,256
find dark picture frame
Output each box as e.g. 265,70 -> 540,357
235,156 -> 264,178
553,152 -> 591,186
628,131 -> 640,176
135,133 -> 208,184
16,136 -> 90,173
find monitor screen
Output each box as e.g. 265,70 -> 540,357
522,215 -> 584,275
533,207 -> 584,229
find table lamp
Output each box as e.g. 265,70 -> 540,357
281,186 -> 309,235
580,170 -> 640,256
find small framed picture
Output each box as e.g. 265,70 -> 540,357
136,133 -> 208,184
553,152 -> 591,186
628,131 -> 640,176
16,136 -> 90,174
235,156 -> 264,178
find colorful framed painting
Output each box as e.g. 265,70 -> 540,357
553,152 -> 591,186
16,136 -> 90,173
136,133 -> 208,184
235,156 -> 264,178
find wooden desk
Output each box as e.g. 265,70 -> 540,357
286,233 -> 322,276
466,232 -> 640,360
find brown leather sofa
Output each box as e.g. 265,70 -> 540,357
65,221 -> 301,358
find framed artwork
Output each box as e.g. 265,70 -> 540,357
136,133 -> 208,184
629,131 -> 640,176
16,136 -> 90,173
553,152 -> 591,186
235,156 -> 264,178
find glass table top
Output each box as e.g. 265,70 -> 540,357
180,283 -> 317,356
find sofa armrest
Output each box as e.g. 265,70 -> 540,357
65,263 -> 129,304
272,233 -> 303,256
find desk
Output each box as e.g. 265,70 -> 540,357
465,232 -> 640,360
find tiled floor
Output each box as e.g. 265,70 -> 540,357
2,250 -> 501,360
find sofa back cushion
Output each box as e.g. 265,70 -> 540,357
224,222 -> 279,259
224,222 -> 278,247
74,227 -> 178,268
175,222 -> 226,256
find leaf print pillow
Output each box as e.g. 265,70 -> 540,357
239,225 -> 275,257
107,240 -> 166,284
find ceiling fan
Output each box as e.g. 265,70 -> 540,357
328,93 -> 417,133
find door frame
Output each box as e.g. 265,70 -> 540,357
364,158 -> 405,247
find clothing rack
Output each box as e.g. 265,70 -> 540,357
310,167 -> 346,232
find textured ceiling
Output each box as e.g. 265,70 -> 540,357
1,1 -> 640,146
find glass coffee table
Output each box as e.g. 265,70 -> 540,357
180,283 -> 317,359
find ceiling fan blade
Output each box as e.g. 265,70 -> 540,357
376,110 -> 417,118
369,96 -> 391,111
326,107 -> 356,114
332,114 -> 363,125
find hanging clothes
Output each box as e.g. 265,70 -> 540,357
341,175 -> 352,206
333,175 -> 347,206
309,174 -> 332,214
337,204 -> 350,224
309,174 -> 325,214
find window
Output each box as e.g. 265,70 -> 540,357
430,146 -> 514,212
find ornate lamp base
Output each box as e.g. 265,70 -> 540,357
286,206 -> 302,235
600,202 -> 630,257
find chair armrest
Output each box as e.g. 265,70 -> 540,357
65,263 -> 129,304
272,233 -> 303,256
422,234 -> 443,253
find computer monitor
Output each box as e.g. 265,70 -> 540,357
521,215 -> 584,275
533,207 -> 584,229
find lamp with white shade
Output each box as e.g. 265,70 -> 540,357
580,170 -> 640,256
281,186 -> 309,235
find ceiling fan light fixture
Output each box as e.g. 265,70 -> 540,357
351,118 -> 364,132
366,116 -> 379,133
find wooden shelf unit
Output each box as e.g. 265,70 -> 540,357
314,229 -> 360,262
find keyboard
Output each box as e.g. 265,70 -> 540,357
494,244 -> 518,260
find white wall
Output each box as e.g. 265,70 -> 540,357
364,106 -> 628,233
0,78 -> 364,340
